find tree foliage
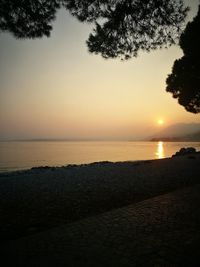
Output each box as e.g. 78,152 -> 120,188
0,0 -> 62,38
0,0 -> 188,58
65,0 -> 189,59
166,6 -> 200,113
1,1 -> 199,113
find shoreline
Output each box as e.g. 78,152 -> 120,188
0,158 -> 161,175
1,153 -> 200,241
1,141 -> 200,174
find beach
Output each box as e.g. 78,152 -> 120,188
1,153 -> 200,266
1,1 -> 200,265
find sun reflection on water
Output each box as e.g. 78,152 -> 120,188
156,141 -> 165,159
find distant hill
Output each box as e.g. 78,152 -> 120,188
149,123 -> 200,141
183,131 -> 200,141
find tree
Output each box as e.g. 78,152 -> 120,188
0,0 -> 62,38
166,6 -> 200,113
65,0 -> 189,59
2,1 -> 199,113
0,0 -> 188,57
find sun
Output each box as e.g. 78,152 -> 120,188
158,119 -> 164,125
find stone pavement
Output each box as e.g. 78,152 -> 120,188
2,184 -> 200,267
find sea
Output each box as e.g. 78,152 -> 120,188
0,141 -> 200,173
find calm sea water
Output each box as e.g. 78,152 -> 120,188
0,141 -> 199,172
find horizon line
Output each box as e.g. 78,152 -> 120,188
0,138 -> 144,142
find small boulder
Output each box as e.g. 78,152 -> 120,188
172,147 -> 197,157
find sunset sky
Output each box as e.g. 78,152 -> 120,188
0,0 -> 200,140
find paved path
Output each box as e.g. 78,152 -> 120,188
2,184 -> 200,267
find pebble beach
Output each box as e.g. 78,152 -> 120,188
1,153 -> 200,266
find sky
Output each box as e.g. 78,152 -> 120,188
0,0 -> 200,140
